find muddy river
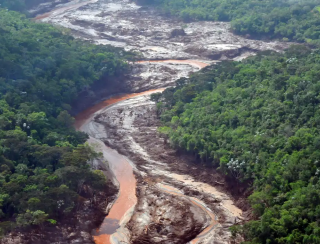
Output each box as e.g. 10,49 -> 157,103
34,0 -> 291,243
74,79 -> 222,244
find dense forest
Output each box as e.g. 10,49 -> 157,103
0,9 -> 131,237
139,0 -> 320,44
154,45 -> 320,243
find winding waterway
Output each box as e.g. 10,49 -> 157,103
34,0 -> 286,242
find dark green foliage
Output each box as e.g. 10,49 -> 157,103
158,45 -> 320,243
141,0 -> 320,44
0,9 -> 129,235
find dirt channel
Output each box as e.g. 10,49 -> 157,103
30,0 -> 293,243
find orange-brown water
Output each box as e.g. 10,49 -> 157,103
91,146 -> 136,244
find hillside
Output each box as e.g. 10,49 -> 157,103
0,9 -> 131,241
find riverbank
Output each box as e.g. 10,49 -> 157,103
28,0 -> 293,243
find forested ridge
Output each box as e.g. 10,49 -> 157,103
139,0 -> 320,44
155,45 -> 320,243
0,9 -> 131,237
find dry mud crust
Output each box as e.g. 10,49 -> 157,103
127,176 -> 210,244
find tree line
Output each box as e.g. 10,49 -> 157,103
155,45 -> 320,243
0,9 -> 132,237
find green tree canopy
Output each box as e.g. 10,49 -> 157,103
157,45 -> 320,243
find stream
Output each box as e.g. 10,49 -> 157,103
34,0 -> 290,243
